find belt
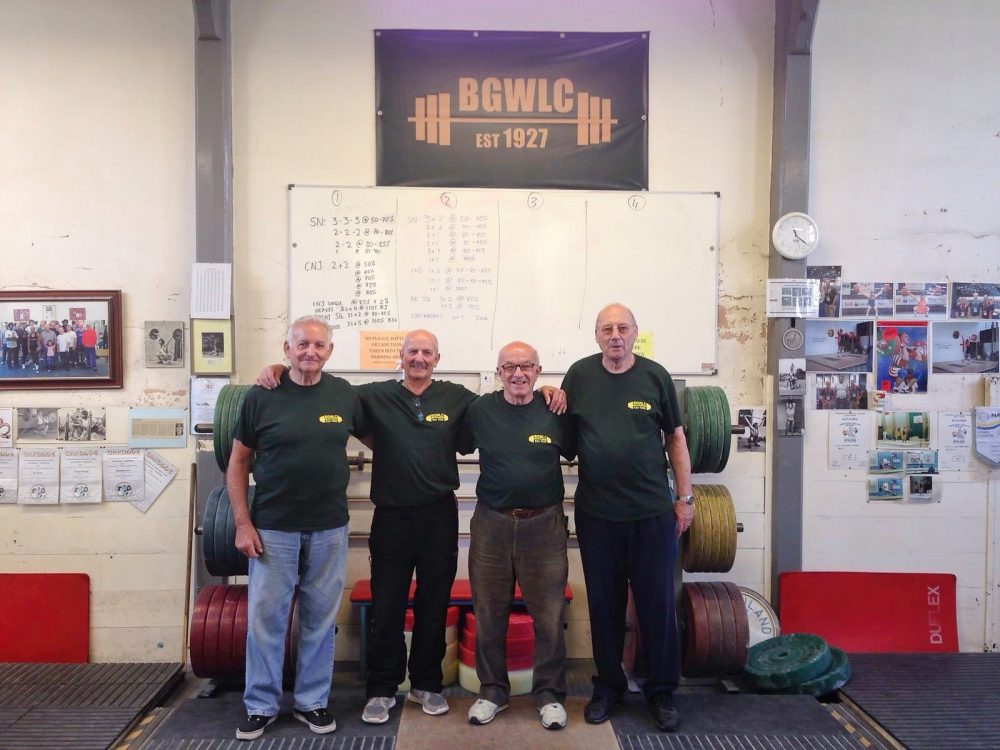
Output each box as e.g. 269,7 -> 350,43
495,506 -> 551,520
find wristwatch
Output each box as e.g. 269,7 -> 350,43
675,494 -> 696,505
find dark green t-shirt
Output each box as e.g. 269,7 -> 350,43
562,353 -> 681,521
457,390 -> 568,510
358,379 -> 477,507
234,371 -> 366,531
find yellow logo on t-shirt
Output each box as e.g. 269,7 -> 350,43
628,401 -> 652,411
425,413 -> 449,422
528,434 -> 552,444
318,414 -> 343,423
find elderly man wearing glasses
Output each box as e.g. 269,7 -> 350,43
457,341 -> 572,731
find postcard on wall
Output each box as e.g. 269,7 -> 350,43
868,449 -> 904,473
0,448 -> 17,504
778,398 -> 804,436
815,373 -> 868,410
804,320 -> 873,373
893,282 -> 948,319
144,321 -> 185,368
778,358 -> 806,396
59,446 -> 102,504
128,407 -> 187,449
841,281 -> 894,318
904,449 -> 938,475
930,321 -> 999,375
908,475 -> 940,503
876,322 -> 928,394
16,407 -> 59,441
877,411 -> 931,448
102,448 -> 145,502
868,475 -> 904,502
0,408 -> 12,448
766,279 -> 819,317
17,447 -> 58,505
737,408 -> 766,452
950,282 -> 1000,319
829,410 -> 871,470
57,407 -> 106,442
807,265 -> 842,318
938,410 -> 974,471
131,450 -> 179,514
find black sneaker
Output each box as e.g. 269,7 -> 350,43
650,692 -> 680,732
236,714 -> 276,740
293,707 -> 337,734
583,693 -> 621,724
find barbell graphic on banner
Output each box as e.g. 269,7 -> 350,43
408,92 -> 619,146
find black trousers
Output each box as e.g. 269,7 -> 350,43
575,507 -> 680,702
366,495 -> 458,698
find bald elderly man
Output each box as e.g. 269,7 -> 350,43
562,303 -> 694,733
457,342 -> 571,730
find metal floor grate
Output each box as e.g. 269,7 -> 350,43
618,736 -> 870,750
842,653 -> 1000,750
140,739 -> 395,750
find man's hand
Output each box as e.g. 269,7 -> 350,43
674,500 -> 694,537
256,364 -> 286,389
539,385 -> 567,415
235,522 -> 264,558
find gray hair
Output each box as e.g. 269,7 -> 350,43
286,316 -> 333,345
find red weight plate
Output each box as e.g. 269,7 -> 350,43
681,583 -> 710,676
700,582 -> 724,675
202,585 -> 229,677
723,581 -> 750,669
217,585 -> 242,676
189,585 -> 218,677
232,586 -> 249,672
712,582 -> 738,674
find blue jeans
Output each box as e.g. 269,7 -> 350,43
245,525 -> 348,716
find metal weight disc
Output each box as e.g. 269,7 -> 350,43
701,388 -> 722,474
711,582 -> 738,673
211,485 -> 230,577
682,486 -> 707,571
745,633 -> 833,690
718,485 -> 737,572
226,385 -> 251,471
681,583 -> 711,676
202,487 -> 223,576
723,581 -> 751,670
694,388 -> 712,473
202,585 -> 228,676
714,388 -> 733,472
189,585 -> 218,677
213,385 -> 230,471
684,388 -> 705,473
792,647 -> 851,697
740,586 -> 781,648
699,582 -> 725,674
217,585 -> 242,676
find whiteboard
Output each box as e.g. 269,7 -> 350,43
288,185 -> 719,374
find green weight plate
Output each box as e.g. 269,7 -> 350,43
695,388 -> 713,473
684,388 -> 704,473
715,388 -> 733,473
703,387 -> 723,474
792,647 -> 851,697
213,385 -> 230,471
202,486 -> 223,576
230,386 -> 251,470
744,633 -> 833,690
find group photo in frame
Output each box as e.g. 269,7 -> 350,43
0,290 -> 123,390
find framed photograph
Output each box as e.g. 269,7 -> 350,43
0,290 -> 122,390
144,321 -> 186,368
191,318 -> 233,375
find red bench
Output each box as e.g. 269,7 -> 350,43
350,578 -> 573,679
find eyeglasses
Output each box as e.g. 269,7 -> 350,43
598,324 -> 634,336
413,397 -> 424,422
498,362 -> 537,373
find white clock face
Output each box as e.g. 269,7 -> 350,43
772,212 -> 819,259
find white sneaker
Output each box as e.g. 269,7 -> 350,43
539,702 -> 567,730
362,696 -> 396,724
406,689 -> 449,715
468,698 -> 508,725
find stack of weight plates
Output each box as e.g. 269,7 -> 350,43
398,606 -> 459,692
213,384 -> 253,472
202,486 -> 251,577
683,484 -> 737,573
680,581 -> 750,677
743,633 -> 851,697
459,612 -> 534,695
189,584 -> 299,681
684,385 -> 732,474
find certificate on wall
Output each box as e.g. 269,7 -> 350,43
0,448 -> 17,504
60,447 -> 102,504
131,450 -> 179,514
102,448 -> 145,502
17,448 -> 59,505
939,411 -> 974,471
0,408 -> 13,448
766,279 -> 820,317
829,410 -> 872,470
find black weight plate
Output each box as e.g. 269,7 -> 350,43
211,484 -> 230,577
792,647 -> 851,697
745,633 -> 833,690
202,487 -> 223,576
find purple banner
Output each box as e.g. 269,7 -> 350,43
375,30 -> 648,189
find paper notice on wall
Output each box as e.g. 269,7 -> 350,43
17,448 -> 59,505
131,450 -> 179,514
102,448 -> 145,502
0,448 -> 17,504
191,377 -> 229,433
60,446 -> 102,504
634,332 -> 654,359
974,407 -> 1000,468
191,262 -> 232,318
829,410 -> 872,470
938,411 -> 974,471
360,330 -> 405,369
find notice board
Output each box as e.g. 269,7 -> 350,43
288,185 -> 719,374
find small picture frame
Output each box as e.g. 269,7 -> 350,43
144,321 -> 186,368
191,318 -> 234,375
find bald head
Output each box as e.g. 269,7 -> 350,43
496,340 -> 540,405
497,340 -> 539,366
595,303 -> 639,369
402,329 -> 439,353
595,303 -> 637,329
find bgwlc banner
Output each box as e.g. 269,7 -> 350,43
375,30 -> 648,189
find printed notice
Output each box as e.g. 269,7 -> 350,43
17,448 -> 59,505
939,411 -> 974,471
191,377 -> 229,433
60,447 -> 102,504
974,407 -> 1000,468
102,448 -> 145,502
634,332 -> 654,359
829,410 -> 872,470
0,448 -> 17,504
360,330 -> 406,369
191,262 -> 232,318
766,279 -> 820,318
128,407 -> 187,448
131,450 -> 179,513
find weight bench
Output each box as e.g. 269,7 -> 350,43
349,578 -> 573,680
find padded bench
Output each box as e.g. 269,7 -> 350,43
350,578 -> 573,680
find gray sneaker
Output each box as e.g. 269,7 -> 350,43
362,696 -> 396,724
406,689 -> 450,715
468,698 -> 507,725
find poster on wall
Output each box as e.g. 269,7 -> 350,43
806,265 -> 841,318
841,281 -> 894,318
893,282 -> 948,319
804,320 -> 872,373
930,321 -> 999,374
875,322 -> 928,393
375,30 -> 649,189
